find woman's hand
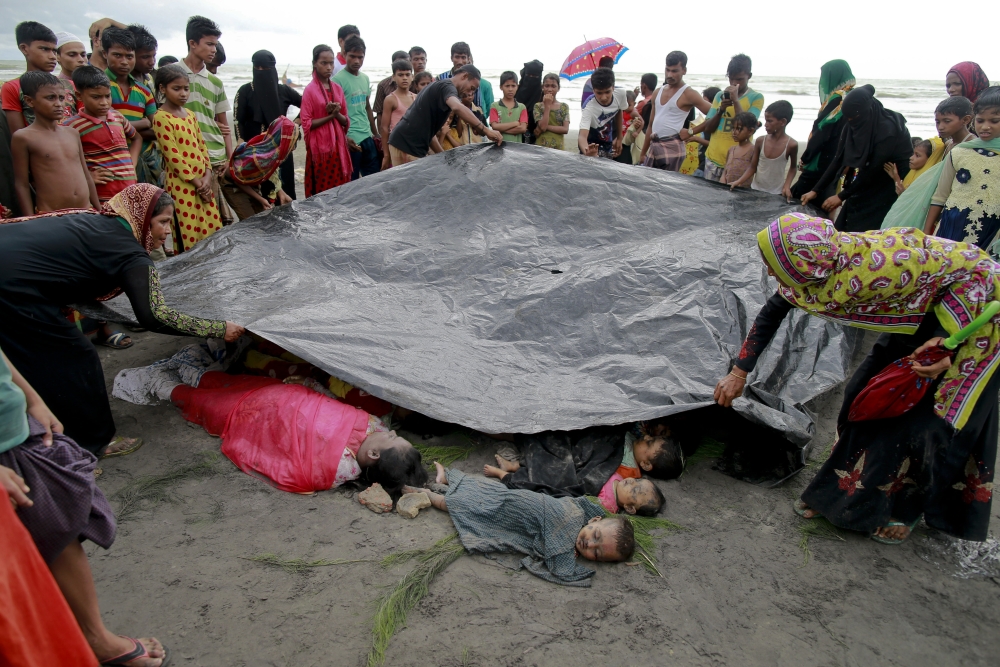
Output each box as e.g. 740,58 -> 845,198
223,321 -> 246,342
0,465 -> 32,509
911,337 -> 952,379
25,396 -> 62,447
800,191 -> 818,206
714,368 -> 747,407
821,194 -> 842,212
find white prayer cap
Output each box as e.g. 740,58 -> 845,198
55,32 -> 85,50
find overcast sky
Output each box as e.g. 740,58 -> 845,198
1,2 -> 993,82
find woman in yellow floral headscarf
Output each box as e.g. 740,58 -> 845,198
715,213 -> 1000,544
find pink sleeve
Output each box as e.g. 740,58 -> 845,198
488,107 -> 500,124
597,473 -> 622,513
519,108 -> 528,123
299,88 -> 316,134
1,81 -> 21,112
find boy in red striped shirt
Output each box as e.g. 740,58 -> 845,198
62,66 -> 141,202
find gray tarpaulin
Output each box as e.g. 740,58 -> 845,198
86,144 -> 854,445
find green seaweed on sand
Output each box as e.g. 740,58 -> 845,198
685,437 -> 726,466
241,553 -> 371,574
798,518 -> 845,566
368,533 -> 466,667
411,440 -> 475,471
587,496 -> 685,577
110,453 -> 219,521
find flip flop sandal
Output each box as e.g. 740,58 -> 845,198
98,332 -> 134,349
100,636 -> 171,666
793,499 -> 821,519
870,517 -> 921,545
102,436 -> 144,459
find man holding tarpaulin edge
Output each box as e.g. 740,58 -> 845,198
387,64 -> 503,166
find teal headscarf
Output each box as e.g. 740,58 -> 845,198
816,60 -> 856,129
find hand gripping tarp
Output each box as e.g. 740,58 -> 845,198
87,144 -> 854,446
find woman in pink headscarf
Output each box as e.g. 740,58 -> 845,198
946,62 -> 990,104
300,44 -> 353,197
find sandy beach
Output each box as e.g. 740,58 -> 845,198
88,329 -> 999,666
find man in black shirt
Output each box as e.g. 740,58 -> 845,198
387,64 -> 502,166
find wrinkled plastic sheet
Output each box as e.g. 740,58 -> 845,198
86,144 -> 855,445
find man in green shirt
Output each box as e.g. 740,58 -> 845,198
333,35 -> 380,179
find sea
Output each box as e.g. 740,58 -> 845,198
1,60 -> 947,144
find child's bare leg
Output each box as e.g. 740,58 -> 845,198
483,464 -> 508,479
494,455 -> 520,473
401,485 -> 447,511
434,461 -> 448,485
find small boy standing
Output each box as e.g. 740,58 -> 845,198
2,22 -> 59,133
12,72 -> 99,213
488,72 -> 528,143
333,35 -> 380,180
378,59 -> 415,170
577,67 -> 626,159
179,16 -> 234,224
63,66 -> 142,203
373,50 -> 410,128
721,111 -> 758,188
728,100 -> 798,197
54,32 -> 87,116
683,54 -> 764,182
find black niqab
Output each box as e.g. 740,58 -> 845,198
840,84 -> 907,168
250,50 -> 282,127
515,60 -> 544,142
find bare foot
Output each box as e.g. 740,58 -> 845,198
434,461 -> 448,485
401,485 -> 425,495
494,454 -> 520,473
102,436 -> 143,457
483,464 -> 508,480
874,519 -> 913,542
795,500 -> 820,519
94,635 -> 165,667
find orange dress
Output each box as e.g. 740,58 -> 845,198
153,109 -> 222,252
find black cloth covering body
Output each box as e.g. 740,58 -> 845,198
501,426 -> 626,498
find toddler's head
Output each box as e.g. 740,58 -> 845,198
731,111 -> 758,143
634,433 -> 684,480
973,86 -> 1000,142
615,477 -> 665,516
72,66 -> 112,118
764,100 -> 792,135
909,139 -> 933,171
576,515 -> 635,562
935,96 -> 973,140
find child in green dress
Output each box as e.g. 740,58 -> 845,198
532,73 -> 570,150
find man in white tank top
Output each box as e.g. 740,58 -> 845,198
639,51 -> 712,171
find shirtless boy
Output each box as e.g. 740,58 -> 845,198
12,72 -> 99,214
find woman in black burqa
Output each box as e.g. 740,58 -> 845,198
515,60 -> 544,144
801,84 -> 912,232
234,50 -> 303,198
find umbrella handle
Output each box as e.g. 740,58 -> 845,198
943,301 -> 1000,350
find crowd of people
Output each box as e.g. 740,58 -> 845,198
0,12 -> 998,667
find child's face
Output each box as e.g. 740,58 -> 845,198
107,44 -> 135,78
80,86 -> 112,117
728,71 -> 750,95
161,78 -> 190,106
909,146 -> 930,170
57,42 -> 88,75
633,435 -> 663,473
732,121 -> 754,143
345,49 -> 365,75
936,111 -> 970,139
615,477 -> 657,516
541,79 -> 559,98
134,48 -> 157,76
945,72 -> 964,98
413,76 -> 430,93
592,87 -> 614,107
451,52 -> 470,69
314,51 -> 335,79
576,517 -> 623,562
188,36 -> 218,66
24,83 -> 65,120
393,69 -> 412,92
763,111 -> 786,136
501,79 -> 518,99
460,88 -> 474,107
975,107 -> 1000,141
20,40 -> 58,72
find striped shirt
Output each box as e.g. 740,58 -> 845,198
63,109 -> 137,202
104,70 -> 156,124
177,60 -> 230,165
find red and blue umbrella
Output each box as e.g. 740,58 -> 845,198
559,38 -> 628,81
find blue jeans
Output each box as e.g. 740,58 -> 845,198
350,136 -> 380,180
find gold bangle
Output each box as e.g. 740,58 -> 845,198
729,371 -> 747,381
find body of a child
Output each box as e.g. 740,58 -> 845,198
411,464 -> 635,586
488,71 -> 527,144
152,64 -> 221,252
11,72 -> 99,214
533,73 -> 570,150
731,101 -> 798,196
722,111 -> 757,188
925,87 -> 1000,249
63,66 -> 141,203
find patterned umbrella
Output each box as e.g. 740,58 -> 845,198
559,38 -> 628,81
